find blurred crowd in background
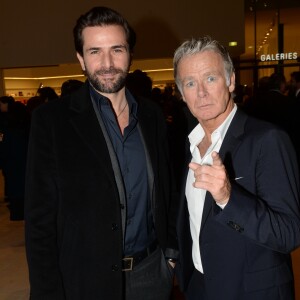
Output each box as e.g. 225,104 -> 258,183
0,69 -> 300,221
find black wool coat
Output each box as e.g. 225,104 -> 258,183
25,82 -> 178,300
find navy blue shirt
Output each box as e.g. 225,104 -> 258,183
90,86 -> 156,255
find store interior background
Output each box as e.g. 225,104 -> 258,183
0,0 -> 299,101
0,1 -> 300,299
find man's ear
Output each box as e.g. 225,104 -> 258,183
229,73 -> 235,93
76,52 -> 85,71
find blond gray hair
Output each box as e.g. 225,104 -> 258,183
173,36 -> 234,93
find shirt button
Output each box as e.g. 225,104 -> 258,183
120,203 -> 125,209
112,223 -> 118,231
111,264 -> 119,271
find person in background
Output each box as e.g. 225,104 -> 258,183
289,71 -> 300,101
125,69 -> 153,98
25,6 -> 178,300
60,79 -> 84,98
37,86 -> 59,102
256,72 -> 293,133
26,96 -> 44,114
0,96 -> 15,203
173,36 -> 300,300
286,71 -> 300,171
0,97 -> 30,220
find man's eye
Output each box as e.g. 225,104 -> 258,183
186,81 -> 195,88
90,50 -> 98,55
114,48 -> 125,53
207,76 -> 216,82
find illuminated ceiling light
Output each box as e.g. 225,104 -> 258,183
229,41 -> 237,47
4,74 -> 85,80
4,68 -> 175,81
142,68 -> 173,73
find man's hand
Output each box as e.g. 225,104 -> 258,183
189,151 -> 231,205
167,259 -> 176,269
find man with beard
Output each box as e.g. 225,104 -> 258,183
25,7 -> 178,300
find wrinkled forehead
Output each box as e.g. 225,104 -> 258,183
177,51 -> 225,77
81,25 -> 128,47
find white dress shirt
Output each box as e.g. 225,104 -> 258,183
185,104 -> 237,273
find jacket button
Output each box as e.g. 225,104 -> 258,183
227,221 -> 244,233
111,264 -> 119,271
112,223 -> 118,231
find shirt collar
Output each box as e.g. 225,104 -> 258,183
188,104 -> 237,151
89,82 -> 138,117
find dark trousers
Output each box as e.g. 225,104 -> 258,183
185,268 -> 206,300
125,248 -> 174,300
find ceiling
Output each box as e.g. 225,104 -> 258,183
2,0 -> 299,92
245,0 -> 300,11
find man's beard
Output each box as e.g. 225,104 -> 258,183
86,66 -> 128,94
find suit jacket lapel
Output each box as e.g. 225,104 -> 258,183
200,108 -> 247,229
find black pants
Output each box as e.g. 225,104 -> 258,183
185,268 -> 206,300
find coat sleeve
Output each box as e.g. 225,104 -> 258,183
216,128 -> 300,253
25,106 -> 65,299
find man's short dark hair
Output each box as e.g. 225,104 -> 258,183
73,6 -> 136,57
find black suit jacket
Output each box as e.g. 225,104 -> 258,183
176,108 -> 300,300
25,82 -> 178,299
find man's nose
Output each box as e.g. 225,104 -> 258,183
197,82 -> 208,98
101,52 -> 114,68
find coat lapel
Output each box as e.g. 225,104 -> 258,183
200,108 -> 247,229
67,82 -> 117,186
137,100 -> 158,165
136,99 -> 159,217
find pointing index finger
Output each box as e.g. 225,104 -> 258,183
212,151 -> 223,166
